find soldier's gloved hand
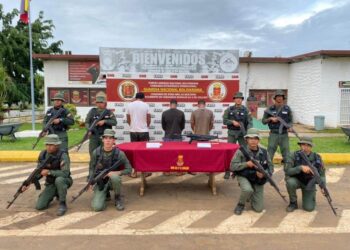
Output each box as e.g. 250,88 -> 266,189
21,185 -> 30,192
269,117 -> 279,123
246,161 -> 255,168
52,118 -> 61,124
41,169 -> 50,176
301,165 -> 311,174
97,120 -> 105,126
232,121 -> 240,127
256,172 -> 264,179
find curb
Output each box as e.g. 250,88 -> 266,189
0,151 -> 90,163
0,151 -> 350,165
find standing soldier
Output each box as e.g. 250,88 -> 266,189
230,128 -> 274,215
85,94 -> 117,157
190,99 -> 214,135
89,129 -> 132,211
262,89 -> 293,164
223,92 -> 253,179
21,134 -> 72,216
43,93 -> 74,153
284,137 -> 325,212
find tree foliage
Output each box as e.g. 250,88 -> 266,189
0,4 -> 63,105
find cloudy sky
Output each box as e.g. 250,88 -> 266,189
2,0 -> 350,57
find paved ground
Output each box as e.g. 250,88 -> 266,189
0,162 -> 349,249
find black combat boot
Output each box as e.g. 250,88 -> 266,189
57,201 -> 67,216
234,203 -> 245,215
223,171 -> 231,180
115,194 -> 124,211
106,190 -> 111,201
286,201 -> 298,212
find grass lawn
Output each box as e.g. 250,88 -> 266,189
0,124 -> 86,151
259,137 -> 350,153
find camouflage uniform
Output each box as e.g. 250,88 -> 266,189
85,95 -> 117,157
284,137 -> 326,212
262,90 -> 293,163
230,128 -> 274,215
223,92 -> 253,179
89,129 -> 132,212
35,135 -> 72,216
43,93 -> 74,153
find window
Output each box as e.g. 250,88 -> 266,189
248,89 -> 288,107
48,88 -> 106,106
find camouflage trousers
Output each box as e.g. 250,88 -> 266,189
286,177 -> 316,212
237,176 -> 265,213
91,175 -> 122,212
36,177 -> 73,210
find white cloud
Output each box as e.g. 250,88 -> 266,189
271,0 -> 348,28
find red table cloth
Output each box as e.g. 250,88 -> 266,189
117,142 -> 239,172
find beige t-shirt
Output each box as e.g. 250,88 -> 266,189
190,108 -> 214,135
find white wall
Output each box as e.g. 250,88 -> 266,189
288,59 -> 322,126
240,62 -> 289,93
320,58 -> 350,127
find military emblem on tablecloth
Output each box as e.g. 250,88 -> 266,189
176,155 -> 184,167
207,81 -> 227,102
170,154 -> 189,171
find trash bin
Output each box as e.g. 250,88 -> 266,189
314,116 -> 325,131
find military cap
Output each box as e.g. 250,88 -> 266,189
297,136 -> 314,147
244,128 -> 261,139
274,90 -> 286,99
101,129 -> 116,138
51,93 -> 66,102
44,134 -> 62,145
233,92 -> 244,100
96,94 -> 106,103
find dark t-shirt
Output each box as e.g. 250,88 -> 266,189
161,108 -> 185,139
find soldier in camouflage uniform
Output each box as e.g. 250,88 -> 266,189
43,93 -> 74,153
85,94 -> 117,157
22,134 -> 72,216
223,92 -> 253,179
284,137 -> 326,212
262,89 -> 293,164
230,128 -> 274,215
89,129 -> 132,211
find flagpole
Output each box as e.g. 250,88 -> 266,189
28,1 -> 36,130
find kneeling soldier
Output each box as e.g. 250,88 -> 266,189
89,129 -> 132,211
285,137 -> 325,212
22,134 -> 72,216
230,128 -> 274,215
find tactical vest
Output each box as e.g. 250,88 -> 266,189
38,150 -> 64,184
293,151 -> 323,185
94,147 -> 120,189
226,106 -> 249,131
235,147 -> 269,185
266,105 -> 291,133
95,147 -> 120,175
89,108 -> 113,136
46,106 -> 69,132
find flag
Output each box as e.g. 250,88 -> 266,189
20,0 -> 30,24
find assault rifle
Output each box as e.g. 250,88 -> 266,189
264,109 -> 301,140
299,151 -> 337,216
183,133 -> 227,144
33,108 -> 65,149
71,159 -> 122,202
6,156 -> 53,209
228,111 -> 246,135
76,109 -> 109,151
240,146 -> 288,203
